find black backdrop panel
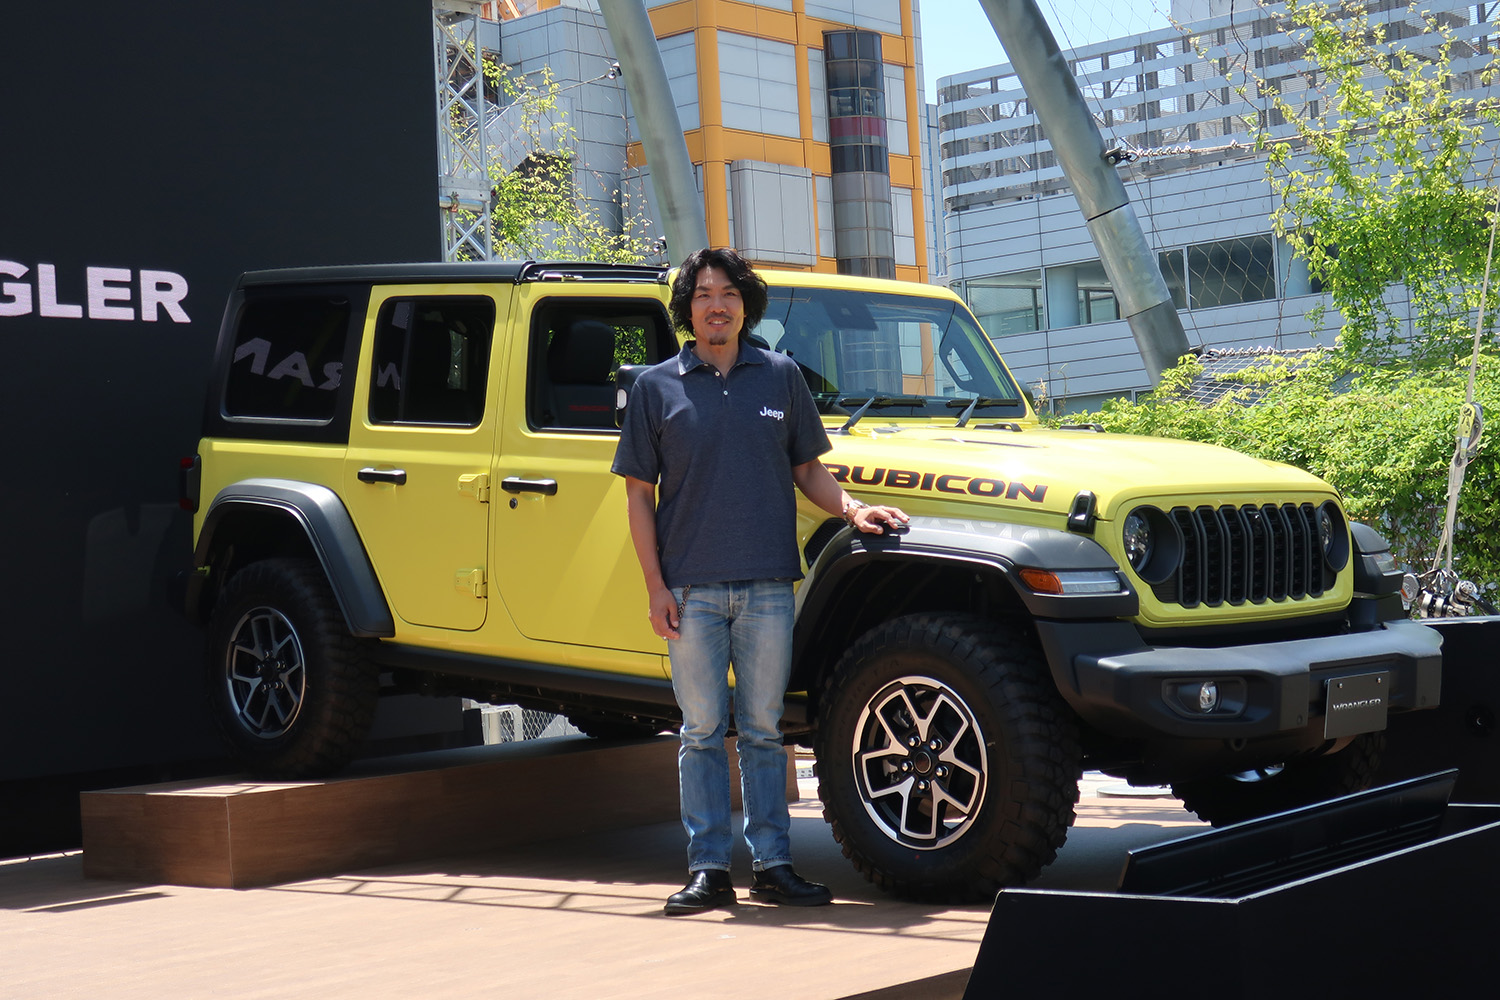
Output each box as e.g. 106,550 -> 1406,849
0,2 -> 440,780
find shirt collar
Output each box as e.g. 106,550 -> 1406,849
675,337 -> 767,375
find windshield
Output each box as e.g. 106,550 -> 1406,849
755,287 -> 1028,419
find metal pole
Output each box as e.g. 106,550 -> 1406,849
597,0 -> 711,264
975,0 -> 1192,384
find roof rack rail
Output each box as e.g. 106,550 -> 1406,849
516,261 -> 669,284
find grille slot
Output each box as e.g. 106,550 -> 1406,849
1156,502 -> 1330,608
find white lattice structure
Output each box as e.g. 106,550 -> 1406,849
436,1 -> 494,260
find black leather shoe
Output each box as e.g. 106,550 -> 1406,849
749,865 -> 833,906
664,869 -> 737,915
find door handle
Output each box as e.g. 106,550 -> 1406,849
358,467 -> 407,485
500,477 -> 558,496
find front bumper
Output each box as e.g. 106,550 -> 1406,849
1034,619 -> 1443,741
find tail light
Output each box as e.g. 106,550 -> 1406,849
179,455 -> 201,513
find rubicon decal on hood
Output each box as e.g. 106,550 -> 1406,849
827,464 -> 1048,503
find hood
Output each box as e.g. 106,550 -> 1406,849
821,422 -> 1332,519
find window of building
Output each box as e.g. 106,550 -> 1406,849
808,0 -> 901,36
891,186 -> 916,266
631,32 -> 699,134
965,271 -> 1044,336
808,48 -> 828,143
1071,259 -> 1119,325
1187,234 -> 1277,309
1158,249 -> 1188,309
965,231 -> 1285,338
884,63 -> 908,155
369,297 -> 494,426
815,175 -> 835,258
719,31 -> 800,139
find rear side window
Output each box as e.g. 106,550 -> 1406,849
224,294 -> 351,421
369,296 -> 495,426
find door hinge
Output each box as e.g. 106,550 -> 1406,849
456,567 -> 487,598
458,473 -> 491,503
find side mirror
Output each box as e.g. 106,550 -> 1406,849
614,364 -> 649,428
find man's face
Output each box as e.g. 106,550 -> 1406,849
689,265 -> 745,348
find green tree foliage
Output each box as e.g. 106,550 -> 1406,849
468,59 -> 658,264
1252,0 -> 1500,365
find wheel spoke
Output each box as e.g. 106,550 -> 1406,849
250,689 -> 276,731
931,777 -> 975,819
869,774 -> 913,803
267,689 -> 294,726
900,787 -> 938,841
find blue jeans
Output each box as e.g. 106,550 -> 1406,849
667,579 -> 795,873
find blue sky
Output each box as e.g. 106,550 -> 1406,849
918,1 -> 1174,103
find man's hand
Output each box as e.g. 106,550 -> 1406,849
648,584 -> 681,640
850,504 -> 910,534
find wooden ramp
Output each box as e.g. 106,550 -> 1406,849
80,736 -> 791,889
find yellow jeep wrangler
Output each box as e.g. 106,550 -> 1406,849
182,261 -> 1442,900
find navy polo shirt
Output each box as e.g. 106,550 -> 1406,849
612,338 -> 832,587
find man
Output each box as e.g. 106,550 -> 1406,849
612,247 -> 908,916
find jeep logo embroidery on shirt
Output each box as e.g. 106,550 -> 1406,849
760,406 -> 785,420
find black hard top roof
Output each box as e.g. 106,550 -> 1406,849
238,260 -> 669,287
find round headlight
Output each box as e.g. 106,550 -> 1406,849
1123,511 -> 1152,570
1316,501 -> 1350,570
1317,505 -> 1335,556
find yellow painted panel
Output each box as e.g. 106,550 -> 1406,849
763,134 -> 806,164
646,2 -> 695,35
755,6 -> 796,39
882,33 -> 909,65
716,1 -> 759,34
889,155 -> 915,187
721,130 -> 768,161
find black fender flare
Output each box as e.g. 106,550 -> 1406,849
194,478 -> 395,637
793,514 -> 1137,667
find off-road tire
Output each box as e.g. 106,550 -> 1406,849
1173,731 -> 1387,827
815,614 -> 1082,902
206,557 -> 378,778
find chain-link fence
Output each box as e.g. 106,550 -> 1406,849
467,702 -> 584,744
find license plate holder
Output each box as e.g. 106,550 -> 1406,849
1324,670 -> 1390,739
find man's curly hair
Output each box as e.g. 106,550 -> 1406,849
669,247 -> 769,337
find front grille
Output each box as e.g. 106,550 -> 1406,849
1154,503 -> 1334,608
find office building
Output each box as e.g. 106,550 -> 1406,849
935,0 -> 1500,409
488,0 -> 931,281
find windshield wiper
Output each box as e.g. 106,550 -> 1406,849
948,396 -> 1022,428
836,395 -> 927,433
